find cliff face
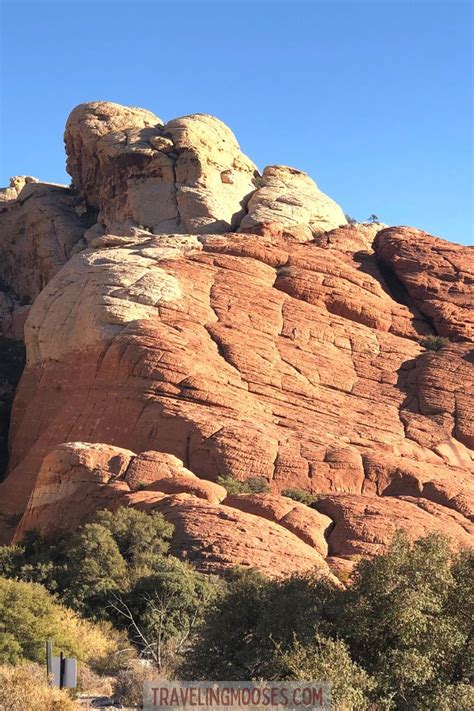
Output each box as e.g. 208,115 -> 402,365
0,101 -> 472,577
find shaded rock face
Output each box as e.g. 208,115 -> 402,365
375,227 -> 474,341
0,101 -> 472,578
0,180 -> 95,302
0,338 -> 25,480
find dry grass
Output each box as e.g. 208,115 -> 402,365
76,664 -> 113,696
0,663 -> 76,711
114,660 -> 162,707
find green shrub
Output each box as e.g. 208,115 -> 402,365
251,174 -> 265,189
420,335 -> 449,351
282,488 -> 320,506
216,475 -> 270,495
0,577 -> 125,669
0,508 -> 219,667
274,636 -> 376,710
0,507 -> 174,618
182,534 -> 474,710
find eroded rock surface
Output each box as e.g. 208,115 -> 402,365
239,165 -> 347,239
0,179 -> 95,302
0,101 -> 472,577
65,102 -> 258,235
376,227 -> 474,341
15,443 -> 333,578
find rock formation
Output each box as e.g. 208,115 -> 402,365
0,101 -> 472,578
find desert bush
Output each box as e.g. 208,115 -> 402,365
76,663 -> 113,696
0,507 -> 174,618
0,662 -> 76,711
0,577 -> 127,671
0,509 -> 219,666
281,488 -> 320,506
338,534 -> 474,708
114,659 -> 160,706
61,612 -> 132,672
274,635 -> 376,710
216,475 -> 270,495
420,335 -> 449,351
251,173 -> 265,188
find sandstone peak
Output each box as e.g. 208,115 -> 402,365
0,101 -> 472,578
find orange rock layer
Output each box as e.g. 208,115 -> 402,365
0,101 -> 472,578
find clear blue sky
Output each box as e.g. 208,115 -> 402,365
1,0 -> 472,244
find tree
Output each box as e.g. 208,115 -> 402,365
337,533 -> 474,708
181,568 -> 339,680
368,213 -> 379,223
108,557 -> 222,670
182,534 -> 474,710
64,522 -> 128,613
0,507 -> 175,617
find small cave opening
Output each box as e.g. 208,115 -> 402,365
374,258 -> 412,306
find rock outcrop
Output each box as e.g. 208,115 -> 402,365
14,442 -> 333,578
239,165 -> 347,239
0,101 -> 472,579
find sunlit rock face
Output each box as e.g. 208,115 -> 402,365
0,101 -> 472,578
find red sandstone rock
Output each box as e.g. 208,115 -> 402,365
375,227 -> 474,341
315,493 -> 473,558
14,442 -> 332,578
223,493 -> 332,557
129,492 -> 333,578
0,102 -> 472,577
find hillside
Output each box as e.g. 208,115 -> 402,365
0,101 -> 472,578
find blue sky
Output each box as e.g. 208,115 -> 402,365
1,0 -> 472,244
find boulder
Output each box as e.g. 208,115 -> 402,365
65,102 -> 258,235
316,493 -> 473,557
239,165 -> 347,239
0,181 -> 95,302
375,226 -> 474,340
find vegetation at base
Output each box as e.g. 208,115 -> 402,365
216,474 -> 270,495
0,662 -> 76,711
0,577 -> 126,669
0,507 -> 174,617
114,659 -> 161,707
181,534 -> 474,710
0,507 -> 221,672
281,488 -> 320,506
0,508 -> 472,710
420,334 -> 449,351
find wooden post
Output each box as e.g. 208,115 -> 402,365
59,651 -> 65,690
46,640 -> 53,684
